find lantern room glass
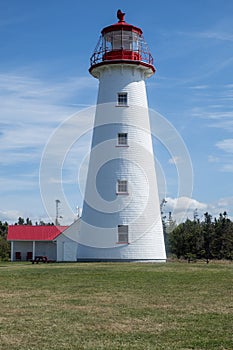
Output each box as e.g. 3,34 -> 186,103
103,31 -> 140,52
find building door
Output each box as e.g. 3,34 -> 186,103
63,242 -> 77,261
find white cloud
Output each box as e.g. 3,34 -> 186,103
178,30 -> 233,42
225,84 -> 233,89
219,164 -> 233,173
216,139 -> 233,153
198,31 -> 233,42
168,156 -> 183,165
208,155 -> 219,163
164,196 -> 208,223
0,72 -> 96,125
164,196 -> 233,223
211,120 -> 233,132
215,197 -> 233,208
207,197 -> 233,220
166,196 -> 207,212
189,85 -> 209,90
190,100 -> 233,131
0,210 -> 23,223
211,140 -> 233,172
0,71 -> 95,163
192,108 -> 233,120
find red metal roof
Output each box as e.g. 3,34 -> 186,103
7,225 -> 68,241
101,22 -> 142,35
101,10 -> 143,35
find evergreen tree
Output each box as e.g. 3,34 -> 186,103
17,217 -> 24,225
169,211 -> 233,262
0,221 -> 10,261
201,212 -> 214,263
160,199 -> 168,253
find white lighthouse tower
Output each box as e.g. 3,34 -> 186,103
78,10 -> 166,262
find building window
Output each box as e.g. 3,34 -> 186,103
118,133 -> 128,146
118,225 -> 128,243
117,92 -> 128,106
117,180 -> 128,194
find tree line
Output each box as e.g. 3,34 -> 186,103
0,213 -> 233,262
165,211 -> 233,262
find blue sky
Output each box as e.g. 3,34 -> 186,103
1,0 -> 233,224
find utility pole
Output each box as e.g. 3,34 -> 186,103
55,199 -> 62,226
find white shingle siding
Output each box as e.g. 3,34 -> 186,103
78,63 -> 166,261
97,65 -> 148,107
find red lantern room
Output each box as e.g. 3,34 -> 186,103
90,10 -> 155,76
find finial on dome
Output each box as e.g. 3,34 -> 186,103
117,9 -> 125,22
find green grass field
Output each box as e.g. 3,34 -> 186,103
0,261 -> 232,350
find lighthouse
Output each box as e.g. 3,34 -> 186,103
78,10 -> 166,261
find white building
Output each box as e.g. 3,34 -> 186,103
7,225 -> 69,262
76,10 -> 166,261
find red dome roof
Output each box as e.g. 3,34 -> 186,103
101,10 -> 143,36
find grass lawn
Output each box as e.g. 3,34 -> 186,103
0,261 -> 232,350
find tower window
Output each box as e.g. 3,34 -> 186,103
117,180 -> 128,194
118,225 -> 128,243
118,133 -> 128,146
117,92 -> 128,106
